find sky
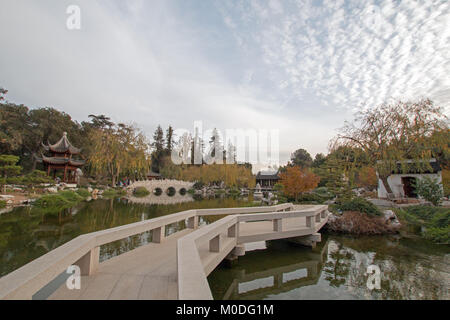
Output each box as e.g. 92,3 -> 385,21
0,0 -> 449,169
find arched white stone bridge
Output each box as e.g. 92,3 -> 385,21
128,179 -> 194,196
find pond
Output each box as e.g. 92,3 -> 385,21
0,195 -> 254,277
208,234 -> 450,300
1,196 -> 449,300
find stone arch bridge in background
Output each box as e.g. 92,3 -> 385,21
127,179 -> 195,196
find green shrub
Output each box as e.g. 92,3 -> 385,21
313,187 -> 335,199
296,193 -> 325,204
229,188 -> 240,195
336,197 -> 382,216
76,188 -> 91,198
0,200 -> 6,208
35,194 -> 72,208
6,176 -> 23,184
396,205 -> 450,244
133,187 -> 150,197
273,183 -> 284,193
423,226 -> 450,244
103,188 -> 127,198
402,205 -> 448,222
59,190 -> 84,202
23,170 -> 53,184
35,190 -> 84,209
430,211 -> 450,229
415,177 -> 444,206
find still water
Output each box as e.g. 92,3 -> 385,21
1,196 -> 449,299
0,195 -> 252,277
208,235 -> 449,300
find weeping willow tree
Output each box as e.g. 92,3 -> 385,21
332,99 -> 448,195
88,123 -> 150,186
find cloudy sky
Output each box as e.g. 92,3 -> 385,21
0,0 -> 449,167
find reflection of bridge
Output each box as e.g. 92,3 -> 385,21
0,204 -> 329,300
219,241 -> 329,300
127,180 -> 194,195
127,194 -> 194,205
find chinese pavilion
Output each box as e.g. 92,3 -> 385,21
37,132 -> 85,183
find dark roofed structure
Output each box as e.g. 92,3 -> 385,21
147,171 -> 162,180
36,132 -> 85,183
255,170 -> 280,190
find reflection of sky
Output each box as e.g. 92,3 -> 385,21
283,269 -> 308,283
264,239 -> 450,300
239,276 -> 274,294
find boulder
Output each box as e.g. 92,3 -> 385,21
47,187 -> 58,194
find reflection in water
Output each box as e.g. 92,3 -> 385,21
208,235 -> 450,300
209,240 -> 328,300
0,196 -> 253,277
127,193 -> 194,205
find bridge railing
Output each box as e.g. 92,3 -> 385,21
0,203 -> 291,300
177,205 -> 329,300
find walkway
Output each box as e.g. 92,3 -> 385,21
49,229 -> 192,300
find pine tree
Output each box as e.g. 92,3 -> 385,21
165,125 -> 174,156
151,125 -> 165,173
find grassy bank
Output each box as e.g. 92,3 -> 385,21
34,190 -> 91,210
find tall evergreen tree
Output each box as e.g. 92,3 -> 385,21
165,125 -> 174,156
151,125 -> 165,173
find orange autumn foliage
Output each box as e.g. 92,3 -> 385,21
279,166 -> 320,201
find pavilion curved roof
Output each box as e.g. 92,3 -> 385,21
41,132 -> 81,154
40,154 -> 85,167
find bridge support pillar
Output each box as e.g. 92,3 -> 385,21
75,246 -> 99,276
286,233 -> 321,248
232,244 -> 245,256
187,216 -> 199,229
152,226 -> 165,243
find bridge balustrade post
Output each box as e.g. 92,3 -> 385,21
152,226 -> 165,243
228,223 -> 238,238
75,246 -> 99,276
321,210 -> 327,219
187,216 -> 199,229
306,216 -> 314,229
315,213 -> 321,222
210,235 -> 221,252
273,219 -> 282,232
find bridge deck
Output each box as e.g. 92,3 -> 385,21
49,229 -> 193,300
49,217 -> 313,300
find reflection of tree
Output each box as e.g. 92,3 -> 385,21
329,236 -> 449,300
323,242 -> 354,287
